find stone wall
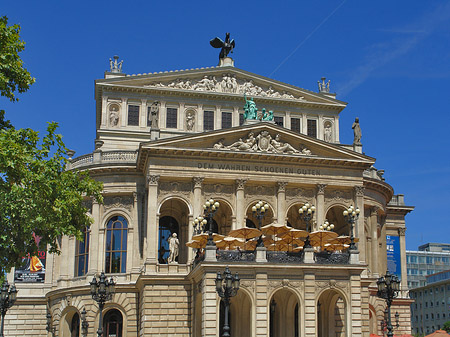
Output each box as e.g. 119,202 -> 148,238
4,299 -> 47,336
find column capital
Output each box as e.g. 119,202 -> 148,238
193,177 -> 204,189
354,185 -> 365,197
235,179 -> 247,190
277,182 -> 288,192
147,174 -> 160,186
398,227 -> 406,236
369,206 -> 379,216
316,184 -> 327,194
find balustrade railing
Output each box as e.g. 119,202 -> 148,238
69,151 -> 138,169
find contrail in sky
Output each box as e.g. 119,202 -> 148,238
270,0 -> 348,77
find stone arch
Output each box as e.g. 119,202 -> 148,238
96,304 -> 127,337
317,288 -> 348,337
210,197 -> 233,235
102,209 -> 133,229
325,204 -> 349,236
217,287 -> 253,337
245,199 -> 275,228
59,306 -> 80,337
269,288 -> 301,337
158,197 -> 191,264
369,304 -> 377,335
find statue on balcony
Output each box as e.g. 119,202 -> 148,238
168,233 -> 179,264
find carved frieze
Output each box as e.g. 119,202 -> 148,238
325,189 -> 352,207
246,185 -> 276,196
159,181 -> 191,193
286,187 -> 315,199
144,74 -> 305,101
315,279 -> 348,295
212,131 -> 312,155
240,280 -> 255,293
203,183 -> 233,195
268,279 -> 304,293
103,196 -> 134,212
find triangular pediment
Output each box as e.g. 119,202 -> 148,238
137,122 -> 374,171
96,66 -> 346,108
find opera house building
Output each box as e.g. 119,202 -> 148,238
5,50 -> 414,337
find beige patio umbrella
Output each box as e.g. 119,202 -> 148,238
425,331 -> 450,337
292,246 -> 304,253
262,237 -> 276,248
323,243 -> 349,252
192,233 -> 225,243
267,241 -> 290,251
309,230 -> 338,248
186,240 -> 206,249
261,223 -> 291,236
279,228 -> 308,244
216,237 -> 244,250
327,235 -> 359,245
242,239 -> 258,251
228,227 -> 262,240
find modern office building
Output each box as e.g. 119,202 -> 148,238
409,270 -> 450,335
406,244 -> 450,289
6,46 -> 414,337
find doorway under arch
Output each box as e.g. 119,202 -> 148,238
270,288 -> 300,337
219,289 -> 252,337
317,289 -> 347,337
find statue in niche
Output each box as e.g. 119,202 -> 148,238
324,123 -> 332,142
149,101 -> 160,129
167,233 -> 179,264
243,94 -> 258,120
109,105 -> 119,127
186,111 -> 195,131
271,134 -> 299,154
210,32 -> 235,59
352,117 -> 362,144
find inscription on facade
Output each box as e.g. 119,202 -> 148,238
197,162 -> 320,175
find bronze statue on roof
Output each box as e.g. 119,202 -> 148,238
210,33 -> 235,59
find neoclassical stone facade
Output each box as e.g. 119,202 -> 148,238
5,57 -> 414,337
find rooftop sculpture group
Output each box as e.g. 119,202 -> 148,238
210,32 -> 235,59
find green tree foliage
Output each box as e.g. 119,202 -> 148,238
0,16 -> 35,102
0,17 -> 103,276
443,320 -> 450,332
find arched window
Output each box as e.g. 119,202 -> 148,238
103,309 -> 123,337
158,216 -> 178,264
71,312 -> 80,337
105,216 -> 128,273
75,227 -> 90,276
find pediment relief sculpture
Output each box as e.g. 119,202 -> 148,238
212,131 -> 312,155
144,74 -> 305,101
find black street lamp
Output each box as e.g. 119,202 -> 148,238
46,310 -> 56,337
90,272 -> 115,337
252,200 -> 268,247
215,266 -> 240,337
203,198 -> 220,246
343,205 -> 360,250
81,308 -> 89,337
298,202 -> 315,248
0,281 -> 17,337
376,271 -> 400,337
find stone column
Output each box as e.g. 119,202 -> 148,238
179,102 -> 185,131
88,198 -> 100,275
334,117 -> 340,143
304,272 -> 316,337
285,111 -> 291,129
370,207 -> 379,277
255,272 -> 268,337
398,227 -> 408,297
59,236 -> 70,279
120,97 -> 127,127
146,174 -> 160,267
201,272 -> 218,337
140,99 -> 147,128
235,179 -> 247,229
215,105 -> 221,130
131,192 -> 141,273
233,106 -> 240,127
354,186 -> 366,264
159,101 -> 166,129
191,177 -> 204,262
197,104 -> 203,132
318,114 -> 324,140
316,184 -> 327,230
276,182 -> 288,224
301,114 -> 307,135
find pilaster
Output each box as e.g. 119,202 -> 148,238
255,272 -> 268,337
88,198 -> 100,275
120,97 -> 127,127
215,105 -> 221,130
202,272 -> 218,337
370,207 -> 379,277
140,99 -> 147,128
398,227 -> 408,297
159,101 -> 166,129
131,192 -> 141,273
233,106 -> 239,127
146,174 -> 160,267
235,179 -> 247,229
316,184 -> 327,230
276,182 -> 287,224
354,186 -> 366,264
350,273 -> 362,337
304,272 -> 316,337
101,96 -> 108,127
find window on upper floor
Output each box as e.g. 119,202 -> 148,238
75,226 -> 90,276
127,105 -> 140,126
307,119 -> 317,138
204,110 -> 214,131
427,256 -> 434,264
105,216 -> 128,273
239,113 -> 244,126
426,314 -> 429,320
274,116 -> 284,127
291,118 -> 300,133
166,108 -> 178,128
222,112 -> 232,129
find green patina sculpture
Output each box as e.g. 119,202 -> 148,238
261,108 -> 274,121
243,93 -> 258,120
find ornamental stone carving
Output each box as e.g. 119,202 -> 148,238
193,177 -> 204,189
109,104 -> 120,127
103,196 -> 134,212
147,174 -> 160,186
82,199 -> 93,213
277,182 -> 288,193
286,188 -> 315,199
235,179 -> 247,190
203,184 -> 233,194
159,181 -> 191,193
398,228 -> 406,236
268,279 -> 303,293
246,185 -> 276,196
315,279 -> 348,295
354,186 -> 365,197
240,280 -> 255,293
316,184 -> 327,194
213,131 -> 312,155
144,75 -> 305,101
186,110 -> 195,131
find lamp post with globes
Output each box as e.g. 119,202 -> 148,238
215,266 -> 240,337
343,205 -> 360,250
298,202 -> 315,248
252,200 -> 269,247
318,220 -> 334,231
0,281 -> 17,337
192,216 -> 207,235
376,271 -> 400,337
203,198 -> 220,246
90,272 -> 116,337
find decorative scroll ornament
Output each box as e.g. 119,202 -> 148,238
277,182 -> 288,193
316,184 -> 327,194
268,279 -> 303,293
212,131 -> 312,155
147,174 -> 160,186
239,280 -> 255,293
235,179 -> 247,190
315,279 -> 348,294
103,196 -> 134,212
193,177 -> 204,189
144,75 -> 305,100
354,185 -> 365,197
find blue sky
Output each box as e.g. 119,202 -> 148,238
2,1 -> 450,250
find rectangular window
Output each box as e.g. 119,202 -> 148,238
203,110 -> 214,131
239,113 -> 244,126
291,118 -> 301,133
75,227 -> 90,276
222,111 -> 232,129
166,108 -> 178,128
128,105 -> 140,126
274,116 -> 284,127
307,119 -> 317,138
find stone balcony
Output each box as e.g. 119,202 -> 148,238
68,150 -> 138,170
